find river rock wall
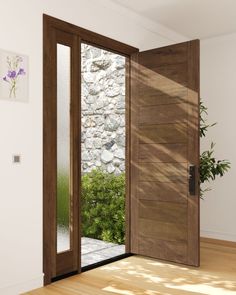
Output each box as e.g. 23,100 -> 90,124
81,44 -> 126,174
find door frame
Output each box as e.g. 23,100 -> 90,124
43,14 -> 138,285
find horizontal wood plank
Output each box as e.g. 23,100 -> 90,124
137,182 -> 188,203
139,200 -> 187,224
138,62 -> 188,88
138,162 -> 187,182
139,43 -> 188,67
138,86 -> 187,106
139,103 -> 188,125
139,143 -> 187,163
139,238 -> 187,263
139,218 -> 187,242
139,123 -> 187,144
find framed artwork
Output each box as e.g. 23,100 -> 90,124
0,49 -> 28,102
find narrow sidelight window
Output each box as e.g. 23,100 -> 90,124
57,44 -> 71,253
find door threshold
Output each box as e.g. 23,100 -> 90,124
82,253 -> 133,272
51,253 -> 133,283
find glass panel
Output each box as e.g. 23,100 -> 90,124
57,44 -> 71,253
81,43 -> 126,267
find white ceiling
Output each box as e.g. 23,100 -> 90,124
110,0 -> 236,39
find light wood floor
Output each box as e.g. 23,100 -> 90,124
24,241 -> 236,295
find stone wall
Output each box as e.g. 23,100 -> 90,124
81,44 -> 126,174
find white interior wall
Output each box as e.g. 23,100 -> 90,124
0,1 -> 184,294
200,33 -> 236,242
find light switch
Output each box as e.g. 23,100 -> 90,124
13,155 -> 21,163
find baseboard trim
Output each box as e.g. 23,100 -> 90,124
201,237 -> 236,248
200,229 -> 236,243
0,274 -> 43,295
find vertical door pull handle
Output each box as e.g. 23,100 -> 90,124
189,165 -> 196,195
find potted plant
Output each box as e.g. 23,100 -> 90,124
200,101 -> 230,198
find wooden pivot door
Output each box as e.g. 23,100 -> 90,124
130,40 -> 200,266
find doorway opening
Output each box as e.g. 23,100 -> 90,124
80,43 -> 126,267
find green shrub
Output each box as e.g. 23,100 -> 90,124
81,169 -> 125,245
200,101 -> 230,198
57,169 -> 125,245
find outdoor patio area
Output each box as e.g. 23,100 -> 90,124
58,228 -> 125,267
81,237 -> 125,267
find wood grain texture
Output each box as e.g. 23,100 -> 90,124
139,238 -> 187,263
187,40 -> 200,266
139,42 -> 188,67
138,103 -> 188,125
138,162 -> 187,182
139,200 -> 187,224
43,16 -> 57,284
44,27 -> 80,280
139,219 -> 187,242
139,63 -> 188,85
138,85 -> 187,106
139,143 -> 187,163
130,53 -> 139,255
139,123 -> 188,144
138,59 -> 188,107
130,40 -> 200,266
125,57 -> 131,253
24,241 -> 236,295
137,181 -> 188,203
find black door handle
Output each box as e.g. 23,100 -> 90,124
189,165 -> 196,195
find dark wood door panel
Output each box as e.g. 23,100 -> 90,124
131,40 -> 200,266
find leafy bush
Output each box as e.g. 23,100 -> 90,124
57,169 -> 125,244
81,169 -> 125,244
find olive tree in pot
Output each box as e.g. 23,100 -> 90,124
200,101 -> 231,198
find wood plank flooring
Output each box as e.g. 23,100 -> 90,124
24,241 -> 236,295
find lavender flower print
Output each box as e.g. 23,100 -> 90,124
2,55 -> 26,98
